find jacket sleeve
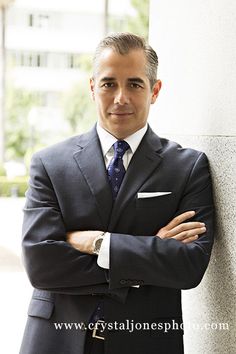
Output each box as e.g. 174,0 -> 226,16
22,153 -> 110,295
109,152 -> 215,290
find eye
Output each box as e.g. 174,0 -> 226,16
101,82 -> 115,88
130,83 -> 143,89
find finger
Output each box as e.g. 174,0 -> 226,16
182,235 -> 199,244
165,222 -> 205,238
165,211 -> 196,230
172,226 -> 206,241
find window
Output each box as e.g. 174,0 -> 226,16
9,51 -> 84,70
68,54 -> 81,69
28,13 -> 50,29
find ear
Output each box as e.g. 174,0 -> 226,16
151,80 -> 162,104
90,78 -> 95,100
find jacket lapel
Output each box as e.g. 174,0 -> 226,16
108,127 -> 163,230
73,125 -> 163,232
73,126 -> 113,229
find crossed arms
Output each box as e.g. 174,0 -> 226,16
67,210 -> 207,254
22,151 -> 214,294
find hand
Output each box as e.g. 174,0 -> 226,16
66,230 -> 104,254
156,211 -> 206,244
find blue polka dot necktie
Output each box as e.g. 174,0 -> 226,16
89,141 -> 130,326
107,140 -> 130,199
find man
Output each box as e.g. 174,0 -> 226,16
20,33 -> 214,354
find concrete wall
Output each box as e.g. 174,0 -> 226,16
149,1 -> 236,353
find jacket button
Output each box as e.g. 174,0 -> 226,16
120,279 -> 127,285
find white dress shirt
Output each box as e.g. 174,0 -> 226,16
96,123 -> 148,269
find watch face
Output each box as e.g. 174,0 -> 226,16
93,233 -> 105,255
94,237 -> 104,254
95,238 -> 103,250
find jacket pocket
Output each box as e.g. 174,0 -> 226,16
136,192 -> 174,209
27,290 -> 55,319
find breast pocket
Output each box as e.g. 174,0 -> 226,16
134,193 -> 178,233
136,192 -> 175,209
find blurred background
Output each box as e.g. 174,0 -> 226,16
0,0 -> 149,352
0,0 -> 149,185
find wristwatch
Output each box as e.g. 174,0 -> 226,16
92,232 -> 105,255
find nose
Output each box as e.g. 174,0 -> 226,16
114,88 -> 130,105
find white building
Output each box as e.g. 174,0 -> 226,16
6,0 -> 135,93
4,0 -> 136,141
6,0 -> 106,93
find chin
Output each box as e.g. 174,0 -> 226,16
112,127 -> 136,140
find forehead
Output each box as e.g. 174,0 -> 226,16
94,48 -> 147,80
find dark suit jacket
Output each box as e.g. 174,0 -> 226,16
20,125 -> 214,354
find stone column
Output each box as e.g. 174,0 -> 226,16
149,1 -> 236,353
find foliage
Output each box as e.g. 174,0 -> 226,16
108,0 -> 149,39
0,175 -> 28,197
129,0 -> 149,38
5,86 -> 40,160
78,54 -> 93,73
63,79 -> 97,134
0,164 -> 6,176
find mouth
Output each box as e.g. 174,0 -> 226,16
109,112 -> 134,116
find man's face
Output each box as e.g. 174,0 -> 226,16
90,48 -> 162,139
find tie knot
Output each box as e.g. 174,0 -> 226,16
113,140 -> 130,158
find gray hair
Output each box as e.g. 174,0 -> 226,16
93,32 -> 158,88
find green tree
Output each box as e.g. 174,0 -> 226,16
128,0 -> 149,38
108,0 -> 149,39
5,86 -> 40,160
63,79 -> 97,134
0,0 -> 15,163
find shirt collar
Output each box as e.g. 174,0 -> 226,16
96,123 -> 148,156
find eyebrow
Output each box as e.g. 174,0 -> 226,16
127,77 -> 145,85
100,77 -> 116,82
99,77 -> 145,85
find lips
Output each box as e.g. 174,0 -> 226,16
110,112 -> 133,115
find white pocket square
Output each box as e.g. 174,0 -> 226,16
137,192 -> 172,199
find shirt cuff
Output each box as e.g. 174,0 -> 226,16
97,232 -> 110,269
97,233 -> 140,288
